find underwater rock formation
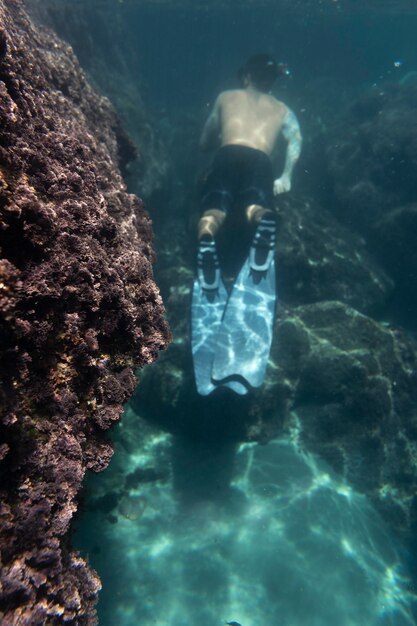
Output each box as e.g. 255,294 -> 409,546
319,83 -> 417,317
324,83 -> 417,231
273,301 -> 417,531
0,1 -> 169,623
25,0 -> 174,206
273,196 -> 393,313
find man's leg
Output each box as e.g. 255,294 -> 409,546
245,204 -> 277,272
196,209 -> 226,290
192,209 -> 229,394
245,203 -> 275,225
198,208 -> 226,240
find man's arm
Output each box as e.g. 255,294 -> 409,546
274,109 -> 302,195
199,96 -> 221,151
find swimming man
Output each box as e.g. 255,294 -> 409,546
197,53 -> 302,288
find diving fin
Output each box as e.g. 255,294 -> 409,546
211,216 -> 277,390
191,277 -> 228,395
191,277 -> 249,396
191,236 -> 249,396
191,236 -> 228,395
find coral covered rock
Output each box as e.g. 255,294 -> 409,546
0,1 -> 169,623
26,0 -> 174,206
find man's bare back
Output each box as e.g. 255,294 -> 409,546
207,88 -> 289,156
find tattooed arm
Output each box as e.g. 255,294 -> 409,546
274,109 -> 302,195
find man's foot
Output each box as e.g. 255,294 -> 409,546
197,235 -> 221,291
249,215 -> 276,273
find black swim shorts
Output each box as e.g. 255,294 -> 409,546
200,144 -> 274,215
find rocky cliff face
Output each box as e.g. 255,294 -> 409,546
0,1 -> 169,623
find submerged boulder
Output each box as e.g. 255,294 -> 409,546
315,83 -> 417,320
275,196 -> 392,313
0,1 -> 169,624
323,83 -> 417,232
272,301 -> 417,531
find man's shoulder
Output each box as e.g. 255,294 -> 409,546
266,94 -> 288,112
217,89 -> 245,101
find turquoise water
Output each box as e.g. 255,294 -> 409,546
76,407 -> 416,626
48,1 -> 417,623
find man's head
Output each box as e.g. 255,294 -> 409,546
238,54 -> 282,93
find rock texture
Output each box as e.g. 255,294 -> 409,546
273,196 -> 393,313
0,1 -> 169,624
273,301 -> 417,531
319,83 -> 417,318
26,0 -> 174,207
324,83 -> 417,232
